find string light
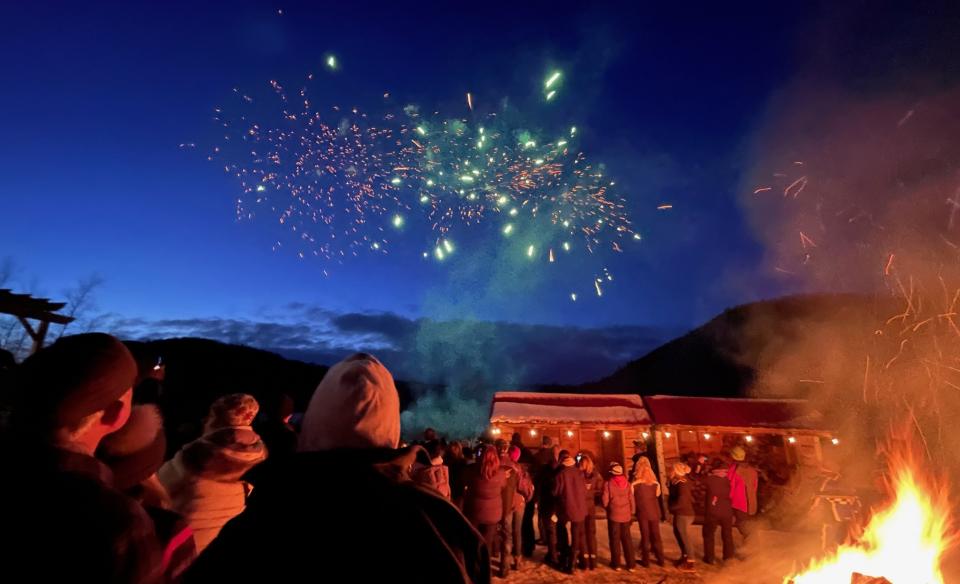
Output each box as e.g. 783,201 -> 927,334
641,432 -> 650,439
491,428 -> 502,436
703,433 -> 712,441
831,437 -> 840,445
745,435 -> 754,443
566,430 -> 574,438
602,431 -> 611,439
664,431 -> 672,439
529,429 -> 538,437
787,436 -> 797,444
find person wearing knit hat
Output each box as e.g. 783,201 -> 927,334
602,461 -> 635,571
0,333 -> 163,584
159,393 -> 267,553
668,462 -> 696,570
183,354 -> 489,584
99,404 -> 197,581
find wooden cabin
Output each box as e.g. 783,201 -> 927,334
488,392 -> 653,474
488,392 -> 835,502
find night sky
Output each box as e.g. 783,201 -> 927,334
2,1 -> 949,384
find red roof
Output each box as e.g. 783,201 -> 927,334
641,395 -> 825,431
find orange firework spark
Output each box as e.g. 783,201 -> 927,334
784,176 -> 808,198
753,186 -> 772,194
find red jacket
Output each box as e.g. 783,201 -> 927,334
602,476 -> 635,523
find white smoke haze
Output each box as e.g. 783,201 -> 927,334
726,2 -> 960,579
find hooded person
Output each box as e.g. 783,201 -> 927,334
184,354 -> 489,584
159,393 -> 268,552
99,404 -> 197,582
413,440 -> 452,499
602,462 -> 635,571
552,450 -> 588,574
0,333 -> 162,584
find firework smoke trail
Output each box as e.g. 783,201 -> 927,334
209,67 -> 642,298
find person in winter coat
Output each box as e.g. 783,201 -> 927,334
500,445 -> 531,573
445,440 -> 468,506
413,440 -> 452,499
553,450 -> 588,574
702,457 -> 736,564
159,393 -> 268,552
729,446 -> 759,541
464,444 -> 509,577
1,333 -> 162,584
579,452 -> 603,570
184,353 -> 489,584
602,462 -> 635,571
632,456 -> 665,567
535,444 -> 561,565
99,404 -> 197,582
668,462 -> 696,570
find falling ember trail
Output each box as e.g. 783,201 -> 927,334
885,254 -> 896,276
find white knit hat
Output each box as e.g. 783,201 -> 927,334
298,353 -> 401,452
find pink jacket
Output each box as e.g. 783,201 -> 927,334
728,463 -> 748,513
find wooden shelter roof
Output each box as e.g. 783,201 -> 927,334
0,289 -> 73,325
490,392 -> 652,426
642,395 -> 825,432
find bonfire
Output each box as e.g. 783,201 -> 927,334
786,440 -> 954,584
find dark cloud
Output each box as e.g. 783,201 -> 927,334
109,305 -> 678,387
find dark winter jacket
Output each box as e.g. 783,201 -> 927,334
602,476 -> 635,523
703,471 -> 734,519
668,477 -> 695,516
185,447 -> 489,584
583,470 -> 604,516
446,457 -> 468,502
464,465 -> 507,526
553,463 -> 588,523
0,444 -> 163,584
634,482 -> 661,521
536,462 -> 560,514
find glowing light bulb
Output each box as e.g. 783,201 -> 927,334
529,429 -> 537,437
745,435 -> 754,443
787,436 -> 797,444
602,431 -> 611,439
566,430 -> 574,438
703,433 -> 712,441
831,437 -> 840,445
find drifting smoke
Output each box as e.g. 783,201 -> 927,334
727,2 -> 960,579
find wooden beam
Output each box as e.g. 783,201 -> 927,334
31,320 -> 49,354
16,316 -> 38,340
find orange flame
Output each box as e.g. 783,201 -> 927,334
786,443 -> 954,583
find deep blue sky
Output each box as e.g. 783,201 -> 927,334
0,0 -> 809,331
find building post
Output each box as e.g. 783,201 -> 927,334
653,426 -> 670,519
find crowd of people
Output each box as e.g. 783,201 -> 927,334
0,332 -> 760,583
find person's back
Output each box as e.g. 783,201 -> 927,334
464,462 -> 506,525
634,482 -> 660,520
704,472 -> 733,518
603,475 -> 634,523
159,394 -> 267,552
184,354 -> 489,584
554,461 -> 588,522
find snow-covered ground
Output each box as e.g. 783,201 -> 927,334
506,518 -> 837,584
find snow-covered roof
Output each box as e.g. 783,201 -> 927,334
490,392 -> 652,425
642,395 -> 825,431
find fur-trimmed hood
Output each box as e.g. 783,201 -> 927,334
100,404 -> 163,457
